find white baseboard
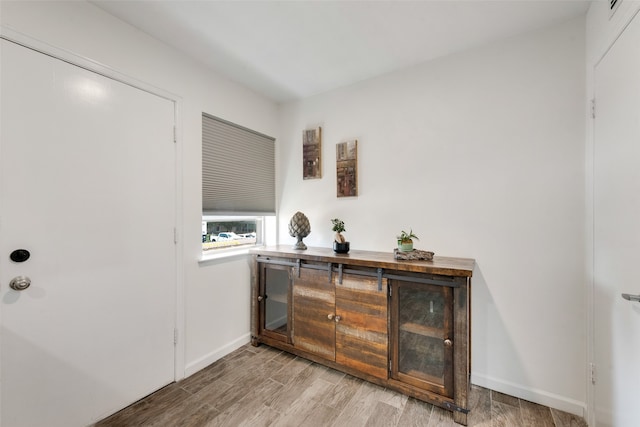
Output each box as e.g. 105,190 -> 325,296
184,333 -> 251,378
471,373 -> 586,418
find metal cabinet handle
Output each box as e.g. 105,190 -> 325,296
444,339 -> 453,347
257,295 -> 264,302
622,293 -> 640,302
327,314 -> 334,320
334,315 -> 342,322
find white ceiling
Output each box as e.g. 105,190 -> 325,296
92,0 -> 591,103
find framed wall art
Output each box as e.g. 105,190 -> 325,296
336,139 -> 358,197
303,127 -> 322,179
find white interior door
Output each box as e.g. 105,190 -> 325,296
593,12 -> 640,427
0,40 -> 176,426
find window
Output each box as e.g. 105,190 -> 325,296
202,113 -> 275,253
202,216 -> 262,251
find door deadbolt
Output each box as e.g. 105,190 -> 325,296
10,249 -> 30,263
9,276 -> 31,291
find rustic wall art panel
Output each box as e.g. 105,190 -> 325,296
303,127 -> 322,179
336,140 -> 358,197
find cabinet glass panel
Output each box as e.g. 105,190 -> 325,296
264,267 -> 289,336
397,286 -> 445,385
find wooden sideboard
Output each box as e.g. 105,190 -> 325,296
250,246 -> 475,425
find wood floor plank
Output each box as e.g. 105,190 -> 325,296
320,374 -> 363,411
237,404 -> 282,427
318,365 -> 347,384
222,347 -> 255,364
96,383 -> 192,426
248,345 -> 285,362
550,408 -> 589,427
95,384 -> 217,427
365,401 -> 402,427
331,381 -> 386,427
269,355 -> 313,385
491,390 -> 520,407
267,363 -> 327,412
491,400 -> 522,427
208,353 -> 257,386
165,402 -> 219,427
297,403 -> 342,427
207,378 -> 283,426
427,406 -> 458,426
274,401 -> 340,427
396,397 -> 433,427
94,399 -> 151,426
218,348 -> 283,385
271,349 -> 297,364
145,395 -> 217,427
466,385 -> 491,426
271,378 -> 338,426
191,378 -> 237,412
179,359 -> 230,394
520,399 -> 555,427
374,386 -> 408,410
201,363 -> 283,414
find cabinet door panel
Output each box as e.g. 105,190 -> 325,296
259,264 -> 292,343
391,280 -> 453,397
293,267 -> 335,360
336,275 -> 388,379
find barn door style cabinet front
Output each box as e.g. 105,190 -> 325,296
291,262 -> 389,378
250,246 -> 474,425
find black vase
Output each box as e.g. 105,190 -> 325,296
333,241 -> 350,253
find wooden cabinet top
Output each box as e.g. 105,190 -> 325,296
251,246 -> 475,277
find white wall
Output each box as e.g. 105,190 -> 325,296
585,2 -> 640,425
0,1 -> 279,377
279,17 -> 587,415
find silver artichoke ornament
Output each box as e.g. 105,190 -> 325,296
288,211 -> 310,250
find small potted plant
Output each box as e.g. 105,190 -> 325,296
331,218 -> 350,253
397,229 -> 419,252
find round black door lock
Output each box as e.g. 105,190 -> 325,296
10,249 -> 30,263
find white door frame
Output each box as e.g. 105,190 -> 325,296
589,5 -> 640,426
0,26 -> 186,406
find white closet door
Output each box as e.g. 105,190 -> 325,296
593,11 -> 640,427
0,40 -> 176,426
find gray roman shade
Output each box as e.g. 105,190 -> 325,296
202,113 -> 275,215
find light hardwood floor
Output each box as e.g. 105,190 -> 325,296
95,344 -> 587,427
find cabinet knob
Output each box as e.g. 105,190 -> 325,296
327,314 -> 334,320
335,315 -> 342,322
444,339 -> 453,347
257,296 -> 264,302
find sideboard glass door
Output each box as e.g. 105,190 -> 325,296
259,263 -> 291,343
391,279 -> 454,397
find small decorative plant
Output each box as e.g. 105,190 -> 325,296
331,218 -> 346,243
397,229 -> 419,252
331,218 -> 350,253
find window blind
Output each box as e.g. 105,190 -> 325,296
202,113 -> 275,215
